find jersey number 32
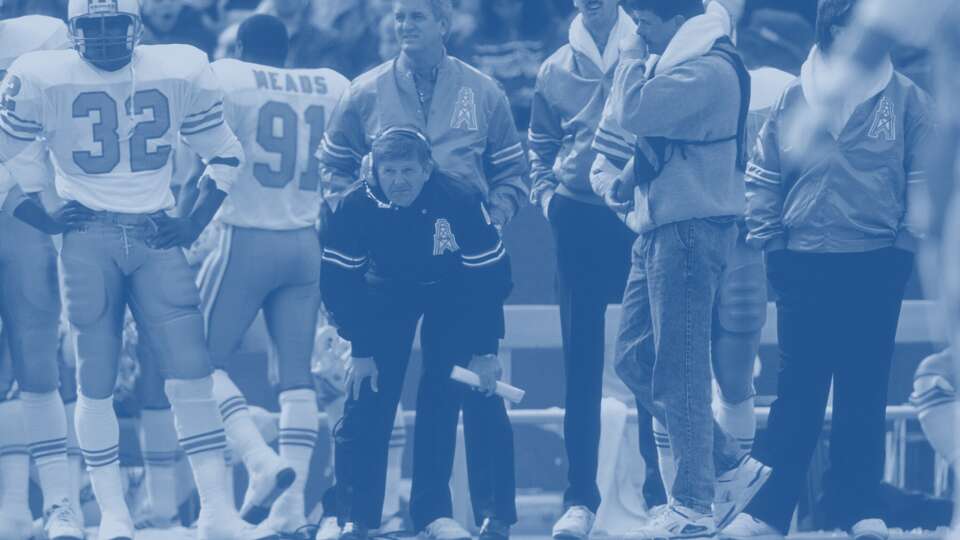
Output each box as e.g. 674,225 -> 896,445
71,90 -> 172,175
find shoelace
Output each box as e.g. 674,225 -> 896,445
45,502 -> 77,526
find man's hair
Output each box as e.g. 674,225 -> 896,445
815,0 -> 857,53
429,0 -> 454,36
237,14 -> 289,67
371,126 -> 433,168
622,0 -> 704,20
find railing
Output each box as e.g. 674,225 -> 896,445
402,300 -> 946,527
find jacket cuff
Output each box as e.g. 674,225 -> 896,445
472,337 -> 500,357
763,236 -> 788,253
350,337 -> 375,359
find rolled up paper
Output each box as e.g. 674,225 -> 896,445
450,366 -> 525,404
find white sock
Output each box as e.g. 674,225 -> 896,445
278,388 -> 319,497
76,394 -> 131,522
653,417 -> 676,499
20,391 -> 70,509
63,399 -> 85,520
714,394 -> 756,458
0,399 -> 31,513
212,369 -> 275,469
139,408 -> 180,520
165,377 -> 233,516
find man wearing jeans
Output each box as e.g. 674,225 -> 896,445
600,1 -> 769,537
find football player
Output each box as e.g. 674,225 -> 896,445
0,12 -> 85,540
201,14 -> 349,535
0,0 -> 279,538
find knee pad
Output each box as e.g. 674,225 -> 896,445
142,316 -> 211,380
717,263 -> 767,334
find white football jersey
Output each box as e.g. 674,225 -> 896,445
0,44 -> 239,213
0,15 -> 69,205
212,58 -> 349,230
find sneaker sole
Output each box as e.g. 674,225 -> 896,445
553,533 -> 588,540
241,467 -> 297,524
50,536 -> 85,540
717,466 -> 771,530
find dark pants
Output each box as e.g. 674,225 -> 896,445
746,248 -> 913,532
333,284 -> 516,530
547,194 -> 639,512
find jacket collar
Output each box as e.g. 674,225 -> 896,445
568,7 -> 637,74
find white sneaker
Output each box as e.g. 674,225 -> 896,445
0,508 -> 33,540
624,505 -> 716,540
851,519 -> 889,540
714,456 -> 771,529
260,491 -> 307,535
196,512 -> 279,540
421,517 -> 471,540
719,513 -> 782,540
315,516 -> 341,540
240,453 -> 296,524
43,500 -> 85,540
96,511 -> 135,540
552,505 -> 596,540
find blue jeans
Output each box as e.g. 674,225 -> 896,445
614,218 -> 743,513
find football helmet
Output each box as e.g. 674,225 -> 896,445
67,0 -> 142,71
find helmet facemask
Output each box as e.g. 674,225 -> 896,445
69,13 -> 142,71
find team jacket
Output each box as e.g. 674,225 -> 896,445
528,8 -> 636,207
0,44 -> 244,213
320,175 -> 512,359
317,53 -> 529,226
745,73 -> 933,254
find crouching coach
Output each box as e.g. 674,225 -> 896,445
320,127 -> 517,540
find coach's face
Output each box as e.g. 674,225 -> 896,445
573,0 -> 618,29
377,157 -> 432,207
394,0 -> 447,55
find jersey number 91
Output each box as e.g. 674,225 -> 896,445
254,101 -> 324,192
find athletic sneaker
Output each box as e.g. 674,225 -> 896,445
421,517 -> 471,540
718,513 -> 782,540
44,499 -> 85,540
852,519 -> 889,540
714,456 -> 771,529
623,505 -> 717,540
340,522 -> 370,540
552,505 -> 596,540
479,517 -> 510,540
315,516 -> 341,540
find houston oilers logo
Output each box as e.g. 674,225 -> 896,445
868,96 -> 896,141
450,87 -> 478,131
433,219 -> 460,255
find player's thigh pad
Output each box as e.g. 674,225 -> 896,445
130,248 -> 209,376
716,237 -> 768,334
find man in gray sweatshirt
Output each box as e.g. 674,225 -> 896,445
601,0 -> 770,537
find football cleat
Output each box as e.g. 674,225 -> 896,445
240,456 -> 296,524
66,0 -> 142,71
